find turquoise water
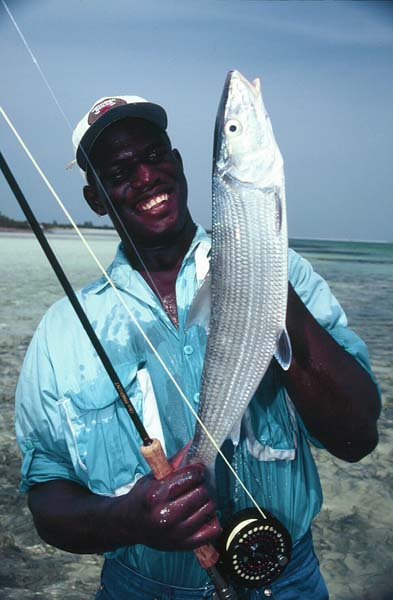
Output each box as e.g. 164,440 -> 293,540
2,232 -> 391,404
0,231 -> 392,599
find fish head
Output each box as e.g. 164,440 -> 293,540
213,70 -> 283,187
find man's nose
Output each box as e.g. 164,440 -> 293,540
131,162 -> 160,190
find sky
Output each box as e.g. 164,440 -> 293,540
0,0 -> 392,241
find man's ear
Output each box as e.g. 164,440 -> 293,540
172,149 -> 183,169
83,185 -> 108,216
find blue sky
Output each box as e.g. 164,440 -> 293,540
1,0 -> 392,241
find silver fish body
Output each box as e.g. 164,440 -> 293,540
187,70 -> 290,467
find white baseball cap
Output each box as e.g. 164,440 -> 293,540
72,95 -> 168,171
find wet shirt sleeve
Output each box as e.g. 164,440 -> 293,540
15,316 -> 83,492
288,249 -> 380,446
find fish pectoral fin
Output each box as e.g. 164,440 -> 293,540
227,416 -> 243,447
274,328 -> 292,371
185,272 -> 212,333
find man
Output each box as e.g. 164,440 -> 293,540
15,95 -> 381,599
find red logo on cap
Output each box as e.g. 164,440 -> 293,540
88,98 -> 127,125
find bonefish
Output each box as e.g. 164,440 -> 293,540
187,70 -> 291,466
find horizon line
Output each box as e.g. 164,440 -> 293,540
0,225 -> 391,245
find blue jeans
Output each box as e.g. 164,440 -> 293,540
95,530 -> 329,599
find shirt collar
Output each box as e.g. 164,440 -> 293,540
82,224 -> 211,296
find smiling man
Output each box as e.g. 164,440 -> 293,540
82,108 -> 196,329
15,95 -> 380,599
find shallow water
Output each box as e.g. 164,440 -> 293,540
291,239 -> 393,600
0,232 -> 392,599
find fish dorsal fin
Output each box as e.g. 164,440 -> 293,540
185,272 -> 212,333
274,328 -> 292,371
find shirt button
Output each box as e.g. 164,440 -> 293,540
184,345 -> 194,355
194,392 -> 200,403
264,589 -> 273,597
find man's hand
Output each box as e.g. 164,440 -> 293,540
117,459 -> 221,551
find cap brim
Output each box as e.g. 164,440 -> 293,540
76,102 -> 168,171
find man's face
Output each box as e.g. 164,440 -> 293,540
85,118 -> 189,246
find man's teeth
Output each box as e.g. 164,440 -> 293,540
140,193 -> 169,211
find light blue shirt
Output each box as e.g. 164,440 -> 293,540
15,225 -> 376,587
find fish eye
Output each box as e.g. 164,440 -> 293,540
225,119 -> 242,136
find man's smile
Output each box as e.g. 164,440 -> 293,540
136,192 -> 170,212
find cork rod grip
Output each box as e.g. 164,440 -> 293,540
140,437 -> 173,479
140,438 -> 219,569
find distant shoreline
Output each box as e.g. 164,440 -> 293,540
290,236 -> 392,245
0,212 -> 118,235
0,226 -> 118,236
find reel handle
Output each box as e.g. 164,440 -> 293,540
140,438 -> 220,569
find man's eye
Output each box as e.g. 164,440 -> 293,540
147,149 -> 165,162
109,169 -> 127,183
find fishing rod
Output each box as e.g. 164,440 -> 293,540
0,150 -> 236,599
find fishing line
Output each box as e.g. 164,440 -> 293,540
0,106 -> 266,519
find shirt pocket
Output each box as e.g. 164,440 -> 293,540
57,362 -> 165,496
244,366 -> 298,461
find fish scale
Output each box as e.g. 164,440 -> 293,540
187,70 -> 289,467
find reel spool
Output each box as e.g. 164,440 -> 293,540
218,508 -> 292,588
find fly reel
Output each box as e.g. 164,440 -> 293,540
217,507 -> 292,588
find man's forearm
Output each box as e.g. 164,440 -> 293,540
28,479 -> 129,554
282,284 -> 380,462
